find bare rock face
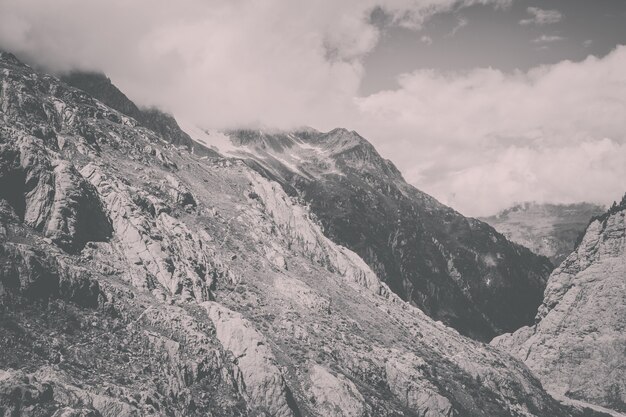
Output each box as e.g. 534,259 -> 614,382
205,302 -> 299,417
308,365 -> 365,417
0,134 -> 112,253
210,128 -> 553,341
493,196 -> 626,413
384,352 -> 454,417
0,51 -> 612,417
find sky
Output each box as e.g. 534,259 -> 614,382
1,0 -> 625,216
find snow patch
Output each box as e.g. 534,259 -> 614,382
177,119 -> 241,156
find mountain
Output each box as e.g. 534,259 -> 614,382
0,51 -> 608,417
492,195 -> 626,414
187,127 -> 554,341
480,202 -> 606,266
60,70 -> 219,157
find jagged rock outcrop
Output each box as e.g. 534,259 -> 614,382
205,302 -> 299,417
480,202 -> 605,266
0,51 -> 612,417
308,364 -> 365,417
196,127 -> 553,340
493,195 -> 626,413
0,134 -> 112,253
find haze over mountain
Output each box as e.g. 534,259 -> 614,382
480,202 -> 606,266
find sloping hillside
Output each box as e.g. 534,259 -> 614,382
0,51 -> 602,417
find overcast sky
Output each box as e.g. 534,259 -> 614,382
1,0 -> 625,216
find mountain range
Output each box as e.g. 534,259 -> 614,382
480,202 -> 606,266
0,51 -> 622,416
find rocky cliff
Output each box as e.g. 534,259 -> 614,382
191,127 -> 554,341
480,202 -> 605,266
0,52 -> 608,417
493,195 -> 626,414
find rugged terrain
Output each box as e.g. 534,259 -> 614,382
493,196 -> 626,414
0,52 -> 610,417
185,127 -> 554,341
480,202 -> 605,266
60,71 -> 218,158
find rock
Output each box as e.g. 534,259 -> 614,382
165,174 -> 196,208
308,364 -> 366,417
223,128 -> 554,340
493,196 -> 626,412
249,173 -> 386,296
204,301 -> 299,417
0,135 -> 111,253
45,159 -> 112,253
385,353 -> 455,417
81,163 -> 223,301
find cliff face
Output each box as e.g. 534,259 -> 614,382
0,52 -> 603,417
493,196 -> 626,413
198,127 -> 553,341
480,202 -> 605,266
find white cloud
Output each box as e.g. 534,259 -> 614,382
520,7 -> 562,26
421,35 -> 433,46
532,35 -> 565,43
354,47 -> 626,215
0,0 -> 623,217
0,0 -> 509,130
446,17 -> 468,38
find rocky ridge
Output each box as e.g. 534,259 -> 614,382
492,195 -> 626,414
190,127 -> 554,341
0,51 -> 610,417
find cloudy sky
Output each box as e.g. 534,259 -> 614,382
1,0 -> 625,216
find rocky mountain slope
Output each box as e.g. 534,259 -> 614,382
186,127 -> 554,341
493,196 -> 626,414
60,71 -> 218,158
480,202 -> 605,266
0,51 -> 608,417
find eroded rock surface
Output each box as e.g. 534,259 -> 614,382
208,128 -> 553,340
493,197 -> 626,413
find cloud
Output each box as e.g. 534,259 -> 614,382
421,35 -> 433,46
0,0 -> 623,216
0,0 -> 509,130
520,7 -> 562,26
532,35 -> 565,43
446,16 -> 468,38
354,46 -> 626,215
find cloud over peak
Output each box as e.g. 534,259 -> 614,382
0,0 -> 623,216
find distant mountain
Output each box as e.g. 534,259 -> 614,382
189,127 -> 554,341
60,71 -> 219,157
493,194 -> 626,414
1,50 -> 602,417
480,202 -> 606,266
